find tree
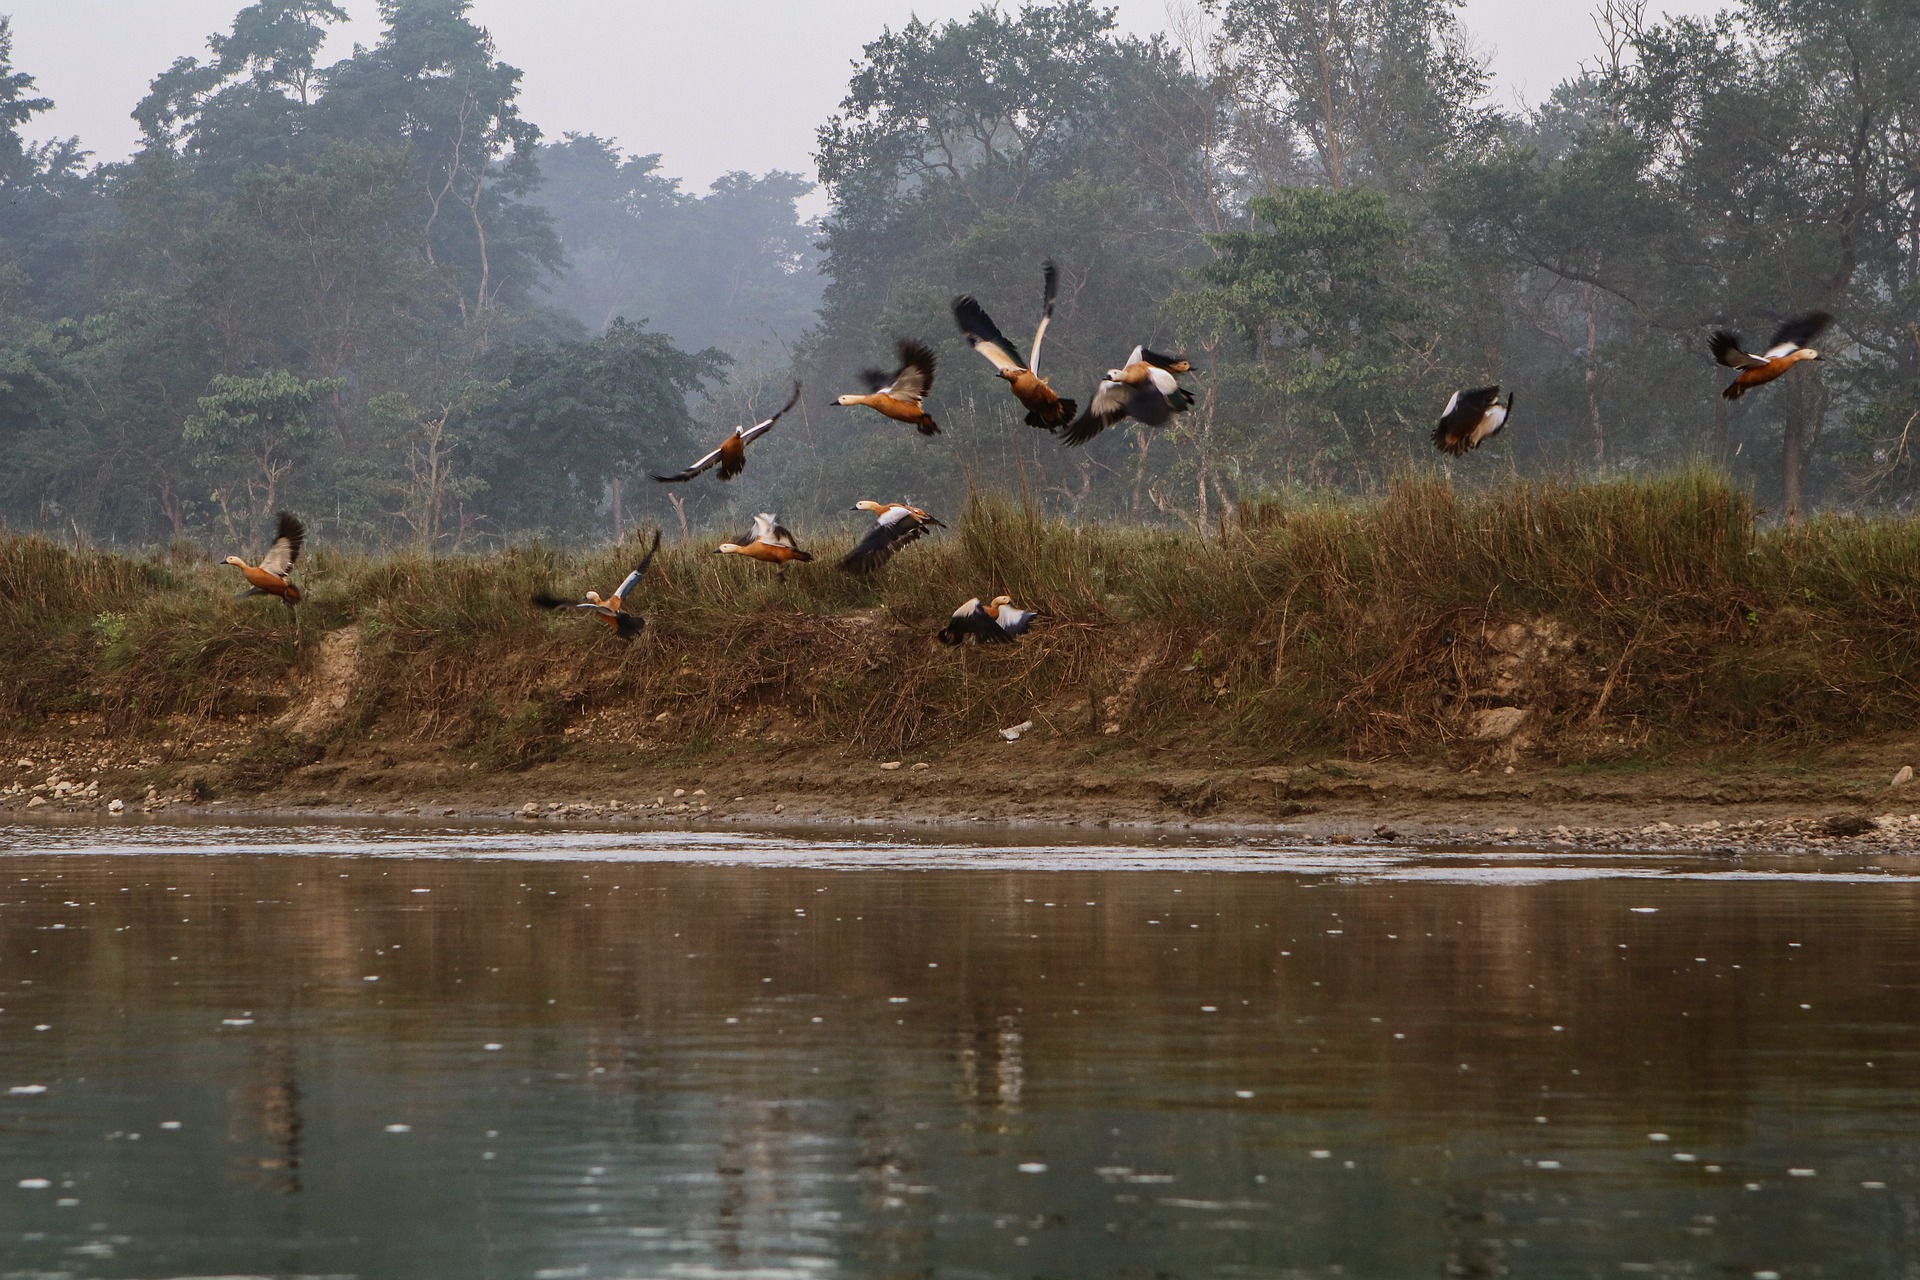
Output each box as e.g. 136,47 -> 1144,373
317,0 -> 557,324
1209,0 -> 1493,193
183,369 -> 343,544
1177,186 -> 1448,489
460,320 -> 725,541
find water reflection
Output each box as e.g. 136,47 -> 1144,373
0,820 -> 1913,1278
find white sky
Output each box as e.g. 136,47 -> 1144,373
8,0 -> 1725,192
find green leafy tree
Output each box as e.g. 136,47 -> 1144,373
183,369 -> 343,544
461,320 -> 725,541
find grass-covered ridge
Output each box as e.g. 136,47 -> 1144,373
4,472 -> 1918,775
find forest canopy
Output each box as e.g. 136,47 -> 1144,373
1,0 -> 1917,548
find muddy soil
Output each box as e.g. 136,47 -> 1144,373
7,712 -> 1920,855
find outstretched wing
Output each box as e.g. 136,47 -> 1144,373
840,512 -> 933,575
737,380 -> 803,448
1709,331 -> 1765,370
994,604 -> 1037,638
1029,259 -> 1059,376
652,437 -> 729,483
531,591 -> 574,611
953,295 -> 1025,372
1433,386 -> 1502,455
883,340 -> 937,404
1766,310 -> 1832,355
258,512 -> 304,577
938,598 -> 1013,646
1062,380 -> 1132,446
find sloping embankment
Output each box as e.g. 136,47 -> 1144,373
4,474 -> 1919,824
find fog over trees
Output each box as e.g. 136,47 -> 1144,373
1,0 -> 1917,547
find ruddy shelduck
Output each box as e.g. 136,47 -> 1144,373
952,261 -> 1077,431
1063,346 -> 1195,446
717,513 -> 813,580
652,382 -> 801,484
938,595 -> 1037,645
224,511 -> 304,609
841,499 -> 946,575
1711,311 -> 1832,400
1433,386 -> 1513,456
832,340 -> 939,435
532,529 -> 662,640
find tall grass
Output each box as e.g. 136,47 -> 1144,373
5,472 -> 1918,768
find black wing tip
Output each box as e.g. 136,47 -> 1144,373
1061,416 -> 1103,447
898,337 -> 937,372
614,613 -> 644,640
1774,310 -> 1833,346
1139,347 -> 1190,372
651,472 -> 689,483
531,591 -> 571,611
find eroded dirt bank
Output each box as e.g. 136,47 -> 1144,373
8,708 -> 1920,855
13,477 -> 1920,853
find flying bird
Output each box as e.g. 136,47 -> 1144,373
224,511 -> 304,609
1062,346 -> 1195,447
652,382 -> 802,483
1710,311 -> 1832,400
717,512 -> 813,580
952,261 -> 1077,431
938,595 -> 1037,646
1432,386 -> 1514,456
832,340 -> 939,435
840,500 -> 946,575
532,529 -> 662,640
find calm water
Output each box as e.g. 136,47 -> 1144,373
0,821 -> 1915,1279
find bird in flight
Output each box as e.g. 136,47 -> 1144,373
1432,386 -> 1514,456
840,500 -> 945,575
1062,346 -> 1195,446
532,529 -> 663,640
832,340 -> 939,435
1710,311 -> 1832,400
717,513 -> 813,580
938,595 -> 1037,645
224,512 -> 304,609
953,261 -> 1077,431
652,382 -> 802,483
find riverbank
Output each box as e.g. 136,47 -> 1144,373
7,717 -> 1920,855
8,473 -> 1920,851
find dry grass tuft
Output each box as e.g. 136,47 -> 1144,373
6,472 -> 1920,774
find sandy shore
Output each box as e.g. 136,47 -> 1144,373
8,727 -> 1920,855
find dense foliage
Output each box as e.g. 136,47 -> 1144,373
2,0 -> 1918,548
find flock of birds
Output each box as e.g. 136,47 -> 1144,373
219,269 -> 1834,648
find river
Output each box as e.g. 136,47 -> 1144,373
0,819 -> 1914,1277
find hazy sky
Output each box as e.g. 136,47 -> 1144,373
8,0 -> 1724,194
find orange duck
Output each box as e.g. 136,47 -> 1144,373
840,500 -> 945,574
717,513 -> 813,581
1710,311 -> 1831,400
652,382 -> 801,484
832,340 -> 939,435
533,530 -> 662,640
224,512 -> 304,610
952,261 -> 1076,431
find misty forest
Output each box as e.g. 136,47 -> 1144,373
2,0 -> 1918,550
